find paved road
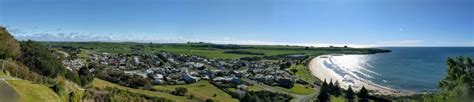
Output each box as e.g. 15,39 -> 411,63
242,78 -> 319,102
0,78 -> 19,102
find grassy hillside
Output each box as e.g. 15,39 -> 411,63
153,80 -> 238,102
92,78 -> 200,102
5,79 -> 61,102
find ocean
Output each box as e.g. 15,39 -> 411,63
328,47 -> 474,92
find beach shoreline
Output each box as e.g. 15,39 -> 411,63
308,55 -> 416,96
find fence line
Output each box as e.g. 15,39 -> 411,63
0,59 -> 55,85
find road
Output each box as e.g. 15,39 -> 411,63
242,78 -> 319,102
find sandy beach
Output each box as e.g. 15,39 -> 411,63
309,55 -> 415,96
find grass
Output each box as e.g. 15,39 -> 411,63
153,80 -> 238,102
247,85 -> 263,91
330,96 -> 346,102
227,88 -> 237,93
289,84 -> 315,95
289,64 -> 320,83
54,76 -> 85,102
275,84 -> 315,95
6,79 -> 61,102
92,78 -> 199,102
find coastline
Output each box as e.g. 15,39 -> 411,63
308,55 -> 415,96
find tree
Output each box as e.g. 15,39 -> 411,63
333,81 -> 342,97
318,79 -> 330,102
357,86 -> 369,102
173,87 -> 188,96
328,80 -> 334,94
321,79 -> 328,93
317,89 -> 330,102
20,40 -> 63,77
345,85 -> 355,102
438,56 -> 474,100
0,26 -> 21,60
78,66 -> 94,86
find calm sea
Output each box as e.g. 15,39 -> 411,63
329,47 -> 474,92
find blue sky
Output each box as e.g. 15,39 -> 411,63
0,0 -> 473,47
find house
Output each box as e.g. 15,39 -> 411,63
182,74 -> 200,83
154,79 -> 164,85
133,56 -> 140,65
176,80 -> 186,85
234,90 -> 247,99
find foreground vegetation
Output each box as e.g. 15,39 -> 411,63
153,80 -> 238,102
91,78 -> 197,102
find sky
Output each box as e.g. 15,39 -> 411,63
0,0 -> 473,47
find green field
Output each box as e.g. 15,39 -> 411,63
290,64 -> 320,83
92,78 -> 200,102
289,84 -> 316,95
6,79 -> 61,102
153,80 -> 238,102
44,42 -> 389,59
275,84 -> 316,95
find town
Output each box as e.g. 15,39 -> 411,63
61,47 -> 309,99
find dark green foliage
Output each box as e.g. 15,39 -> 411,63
240,90 -> 293,102
317,88 -> 330,102
333,81 -> 342,97
78,66 -> 94,86
357,86 -> 369,102
97,69 -> 152,89
172,87 -> 188,96
205,99 -> 214,102
20,40 -> 63,77
328,81 -> 334,94
345,85 -> 355,101
317,79 -> 330,102
438,56 -> 474,100
290,69 -> 298,74
0,26 -> 21,60
279,61 -> 292,70
64,70 -> 81,85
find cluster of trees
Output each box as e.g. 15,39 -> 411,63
96,69 -> 152,89
20,40 -> 94,87
317,79 -> 342,102
20,40 -> 64,77
437,56 -> 473,100
317,79 -> 385,102
279,61 -> 292,70
1,27 -> 93,87
0,27 -> 21,60
241,90 -> 293,102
